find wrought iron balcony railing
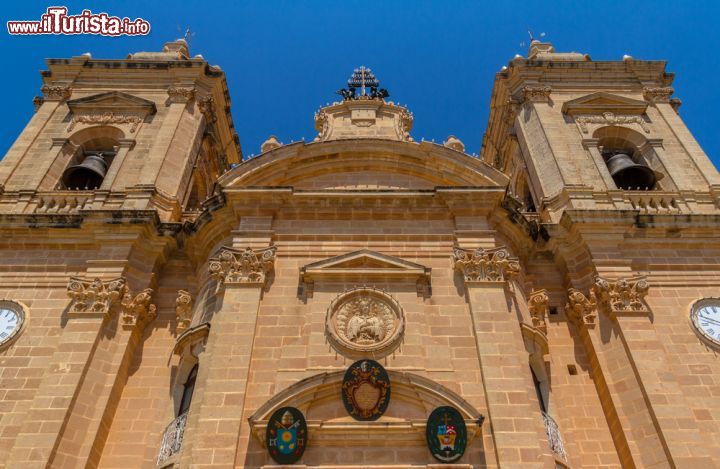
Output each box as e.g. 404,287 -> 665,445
157,412 -> 188,466
541,411 -> 567,462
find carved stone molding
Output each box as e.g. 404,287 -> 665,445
208,246 -> 277,286
574,112 -> 650,134
528,289 -> 549,334
566,288 -> 597,327
593,276 -> 650,316
173,322 -> 210,357
41,84 -> 72,101
325,286 -> 405,360
67,112 -> 144,133
175,290 -> 193,333
520,85 -> 552,103
120,288 -> 157,329
198,95 -> 217,124
67,277 -> 127,318
643,87 -> 674,103
167,86 -> 195,103
452,246 -> 520,283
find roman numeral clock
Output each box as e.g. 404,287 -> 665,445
0,300 -> 26,349
690,298 -> 720,348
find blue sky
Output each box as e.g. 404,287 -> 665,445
2,1 -> 719,168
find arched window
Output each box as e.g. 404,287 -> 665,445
592,126 -> 665,191
178,364 -> 198,416
60,128 -> 123,190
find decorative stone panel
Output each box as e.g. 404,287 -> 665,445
452,246 -> 520,283
208,246 -> 277,286
66,276 -> 127,318
325,286 -> 405,360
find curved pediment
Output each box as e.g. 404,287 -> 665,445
219,139 -> 508,190
248,370 -> 483,448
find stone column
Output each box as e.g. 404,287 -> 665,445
183,246 -> 276,468
101,138 -> 135,191
582,138 -> 616,190
592,277 -> 712,468
5,277 -> 127,468
453,246 -> 548,468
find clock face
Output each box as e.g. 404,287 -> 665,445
0,304 -> 23,346
691,299 -> 720,347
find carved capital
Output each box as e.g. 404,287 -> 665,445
120,288 -> 157,329
574,112 -> 649,134
208,246 -> 277,286
643,87 -> 674,103
41,84 -> 72,101
33,96 -> 44,112
167,86 -> 195,103
452,246 -> 520,283
521,85 -> 552,103
566,288 -> 597,327
593,276 -> 650,315
175,290 -> 193,332
67,276 -> 127,318
528,289 -> 549,334
198,95 -> 217,124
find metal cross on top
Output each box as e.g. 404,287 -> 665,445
336,66 -> 389,101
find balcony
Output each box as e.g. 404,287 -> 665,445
542,411 -> 568,462
157,412 -> 188,467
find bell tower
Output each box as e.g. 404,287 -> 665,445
482,40 -> 720,222
0,39 -> 241,220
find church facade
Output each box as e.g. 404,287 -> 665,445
0,38 -> 719,468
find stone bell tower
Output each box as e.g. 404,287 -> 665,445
0,38 -> 241,220
482,39 -> 720,223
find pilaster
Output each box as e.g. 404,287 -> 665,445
453,246 -> 549,468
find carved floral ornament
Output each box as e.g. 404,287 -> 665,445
175,290 -> 193,332
167,86 -> 196,103
574,112 -> 650,134
521,85 -> 552,103
593,276 -> 650,315
66,277 -> 157,329
325,287 -> 405,360
566,288 -> 598,327
565,276 -> 650,326
643,87 -> 674,103
528,289 -> 549,334
41,84 -> 72,101
67,276 -> 127,317
67,112 -> 144,133
208,246 -> 277,286
120,288 -> 157,329
452,246 -> 520,283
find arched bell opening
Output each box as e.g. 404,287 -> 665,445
60,127 -> 124,190
592,126 -> 666,191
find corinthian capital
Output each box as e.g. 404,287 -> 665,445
528,289 -> 549,334
566,288 -> 598,327
67,276 -> 127,318
452,246 -> 520,283
41,84 -> 72,101
643,87 -> 674,103
209,246 -> 277,286
120,288 -> 157,329
175,290 -> 193,332
593,276 -> 650,315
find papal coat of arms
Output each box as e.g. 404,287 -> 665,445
426,406 -> 467,463
341,359 -> 391,421
265,406 -> 307,464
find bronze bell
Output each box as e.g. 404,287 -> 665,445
62,153 -> 108,190
606,153 -> 662,190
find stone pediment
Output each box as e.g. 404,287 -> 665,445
67,91 -> 157,115
299,249 -> 431,296
562,92 -> 648,116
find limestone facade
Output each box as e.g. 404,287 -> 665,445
0,38 -> 719,469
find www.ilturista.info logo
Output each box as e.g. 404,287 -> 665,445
7,7 -> 151,36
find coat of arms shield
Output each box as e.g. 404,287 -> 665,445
341,359 -> 391,421
265,406 -> 307,464
426,406 -> 467,463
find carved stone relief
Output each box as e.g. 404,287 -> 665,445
325,287 -> 404,359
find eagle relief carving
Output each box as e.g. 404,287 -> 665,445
326,287 -> 404,359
